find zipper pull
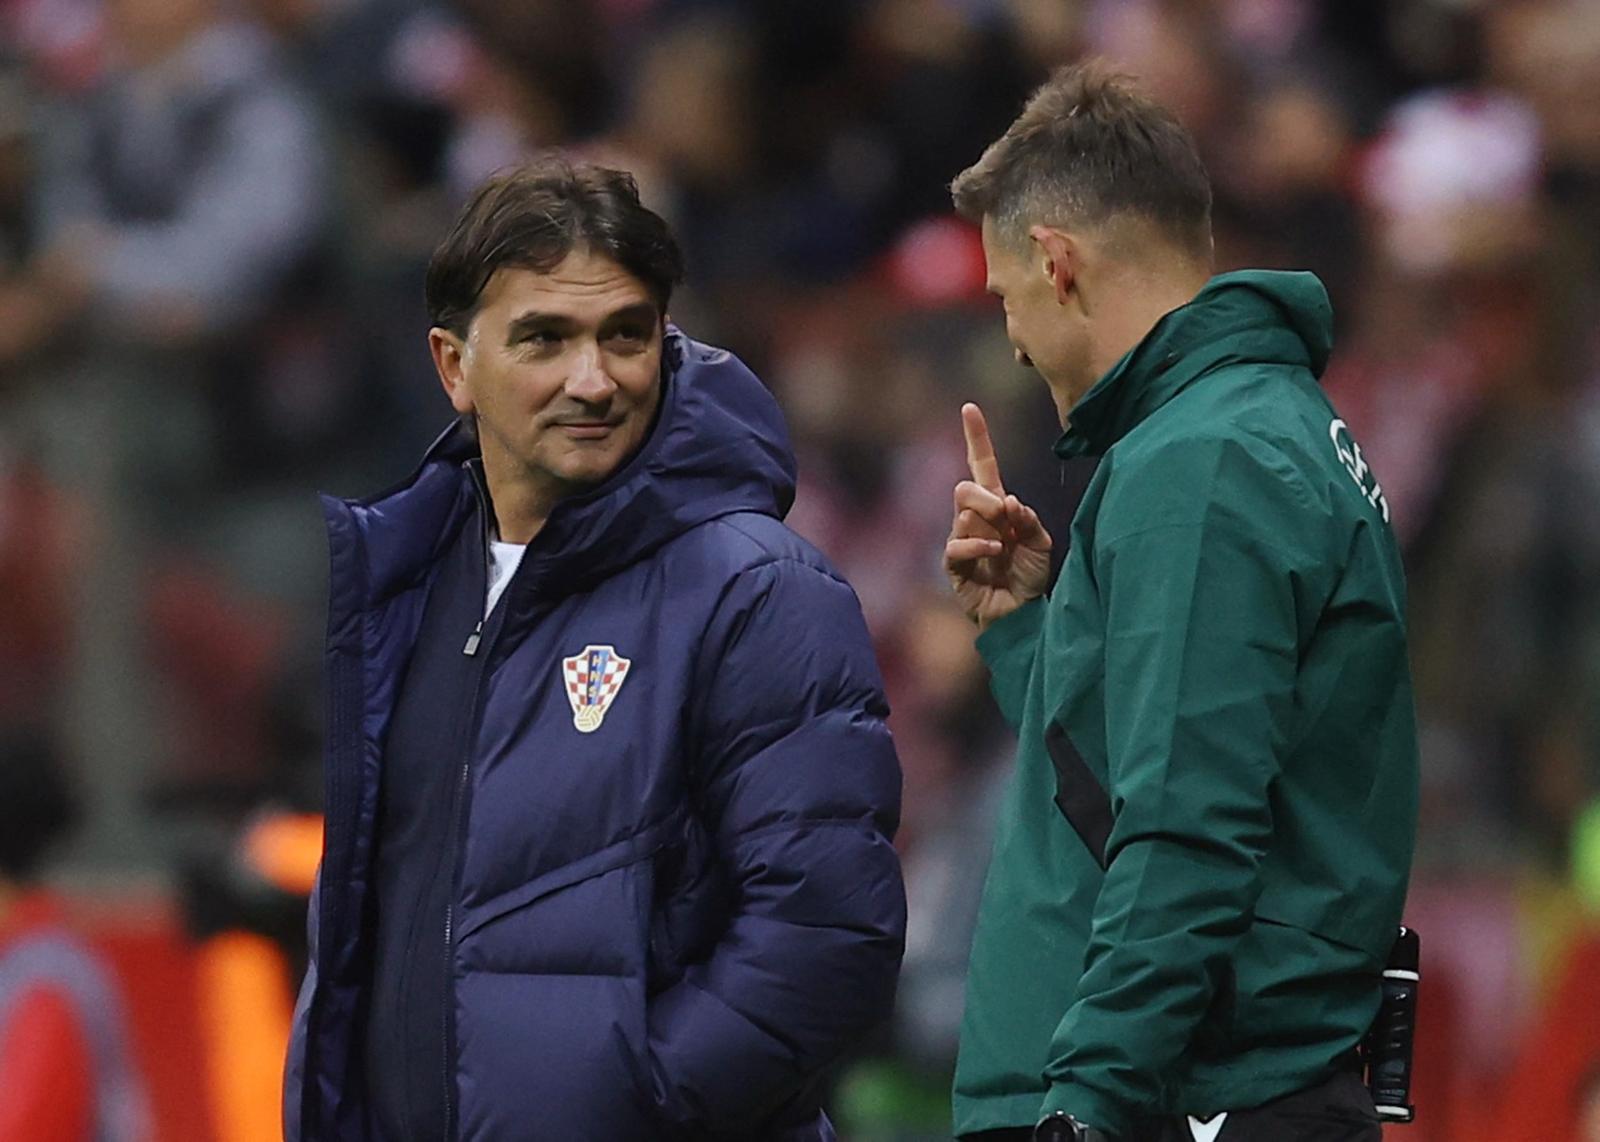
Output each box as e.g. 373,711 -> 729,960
463,619 -> 484,656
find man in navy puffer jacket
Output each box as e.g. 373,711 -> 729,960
283,159 -> 906,1142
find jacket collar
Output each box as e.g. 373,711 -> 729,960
1055,270 -> 1333,459
332,327 -> 797,605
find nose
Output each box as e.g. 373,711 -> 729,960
566,341 -> 617,403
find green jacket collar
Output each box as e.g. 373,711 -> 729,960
1055,270 -> 1333,459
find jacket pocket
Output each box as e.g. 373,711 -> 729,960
647,812 -> 731,996
1188,960 -> 1239,1062
456,815 -> 681,944
451,965 -> 663,1138
1252,894 -> 1390,965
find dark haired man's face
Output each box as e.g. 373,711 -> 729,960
430,249 -> 664,538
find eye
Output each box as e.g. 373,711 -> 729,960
517,330 -> 562,355
606,324 -> 652,352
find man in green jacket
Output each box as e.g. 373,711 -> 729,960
943,61 -> 1418,1142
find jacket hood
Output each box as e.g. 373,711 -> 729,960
1058,270 -> 1334,459
330,328 -> 797,604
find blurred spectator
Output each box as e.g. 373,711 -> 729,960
0,456 -> 78,723
863,0 -> 1039,226
1361,88 -> 1543,278
0,730 -> 148,1141
0,66 -> 33,269
1214,76 -> 1361,311
890,594 -> 1013,1069
1083,0 -> 1232,145
24,0 -> 326,340
2,0 -> 355,496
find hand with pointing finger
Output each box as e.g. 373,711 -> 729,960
945,402 -> 1052,630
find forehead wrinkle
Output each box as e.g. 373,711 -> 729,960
540,245 -> 643,290
485,266 -> 655,331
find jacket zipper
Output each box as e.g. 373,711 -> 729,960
443,471 -> 495,1139
440,744 -> 477,1139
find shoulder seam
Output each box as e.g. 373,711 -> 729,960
1111,425 -> 1315,494
703,514 -> 849,588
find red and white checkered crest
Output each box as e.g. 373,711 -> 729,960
561,644 -> 632,733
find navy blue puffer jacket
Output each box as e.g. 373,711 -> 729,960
284,331 -> 906,1140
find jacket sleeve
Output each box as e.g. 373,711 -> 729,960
975,597 -> 1047,731
645,556 -> 906,1138
282,873 -> 318,1142
1038,438 -> 1320,1136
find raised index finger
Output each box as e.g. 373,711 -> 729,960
962,402 -> 1005,495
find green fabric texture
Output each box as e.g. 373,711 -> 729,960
953,271 -> 1419,1139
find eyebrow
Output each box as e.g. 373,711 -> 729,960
504,302 -> 661,346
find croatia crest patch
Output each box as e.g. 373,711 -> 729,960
561,644 -> 632,733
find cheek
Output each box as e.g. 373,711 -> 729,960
1008,305 -> 1039,347
613,352 -> 663,404
1025,306 -> 1070,354
1004,308 -> 1025,347
490,361 -> 563,414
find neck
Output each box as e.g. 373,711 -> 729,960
479,452 -> 560,545
1087,265 -> 1210,383
488,491 -> 554,546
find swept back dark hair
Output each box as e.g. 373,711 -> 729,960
426,157 -> 685,335
951,59 -> 1212,258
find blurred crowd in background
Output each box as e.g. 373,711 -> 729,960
2,0 -> 1600,1138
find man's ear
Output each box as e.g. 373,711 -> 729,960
1029,225 -> 1077,306
430,327 -> 474,415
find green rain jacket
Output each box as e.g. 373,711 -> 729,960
952,271 -> 1418,1138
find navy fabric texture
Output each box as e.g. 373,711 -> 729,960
284,330 -> 907,1141
362,488 -> 491,1142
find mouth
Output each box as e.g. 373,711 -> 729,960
555,418 -> 624,440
